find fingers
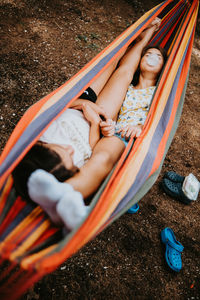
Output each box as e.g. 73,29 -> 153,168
82,103 -> 94,116
152,17 -> 161,31
117,125 -> 143,140
101,123 -> 143,139
102,128 -> 115,137
117,126 -> 129,138
100,125 -> 112,131
149,17 -> 161,31
98,106 -> 109,121
126,127 -> 135,139
135,128 -> 142,137
119,127 -> 134,140
101,126 -> 115,136
82,102 -> 93,111
100,119 -> 116,137
100,119 -> 115,127
152,17 -> 161,25
100,121 -> 109,127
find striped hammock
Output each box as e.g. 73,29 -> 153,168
0,0 -> 199,298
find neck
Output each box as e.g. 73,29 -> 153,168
135,73 -> 156,89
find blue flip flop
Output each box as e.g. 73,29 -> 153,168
161,227 -> 184,272
127,203 -> 139,214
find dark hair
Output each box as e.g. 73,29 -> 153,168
132,44 -> 168,86
12,143 -> 79,201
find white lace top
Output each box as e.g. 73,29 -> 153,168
39,109 -> 92,168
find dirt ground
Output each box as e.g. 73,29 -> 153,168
0,0 -> 200,299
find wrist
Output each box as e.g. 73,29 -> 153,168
91,120 -> 100,126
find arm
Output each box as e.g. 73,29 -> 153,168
69,98 -> 108,121
89,123 -> 100,149
118,18 -> 161,76
69,98 -> 90,110
81,103 -> 101,149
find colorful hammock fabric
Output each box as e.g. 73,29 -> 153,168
0,0 -> 198,298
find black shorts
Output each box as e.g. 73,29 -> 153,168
79,87 -> 97,103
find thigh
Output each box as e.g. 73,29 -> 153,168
96,67 -> 131,120
90,49 -> 127,96
92,136 -> 125,162
66,136 -> 125,198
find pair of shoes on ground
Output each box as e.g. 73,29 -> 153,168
161,173 -> 184,272
161,172 -> 199,272
162,171 -> 199,204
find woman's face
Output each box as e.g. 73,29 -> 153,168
140,48 -> 164,76
45,143 -> 75,170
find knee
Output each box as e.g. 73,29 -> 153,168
94,151 -> 115,173
117,66 -> 133,84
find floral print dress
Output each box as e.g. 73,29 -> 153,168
116,85 -> 156,130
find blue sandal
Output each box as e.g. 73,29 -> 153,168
161,227 -> 184,272
127,203 -> 139,214
162,178 -> 192,204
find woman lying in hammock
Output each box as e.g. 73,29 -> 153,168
13,17 -> 166,230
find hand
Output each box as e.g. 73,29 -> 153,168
117,124 -> 143,140
83,101 -> 108,122
148,17 -> 161,31
82,103 -> 101,125
136,17 -> 161,42
100,119 -> 116,137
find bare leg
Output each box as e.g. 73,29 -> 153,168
66,136 -> 125,198
96,66 -> 133,120
89,49 -> 127,96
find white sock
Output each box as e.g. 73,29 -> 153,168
27,169 -> 89,229
27,169 -> 74,205
27,169 -> 74,224
56,190 -> 89,230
